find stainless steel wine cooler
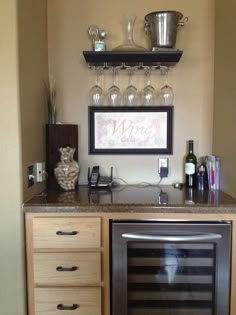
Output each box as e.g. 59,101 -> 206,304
111,220 -> 231,315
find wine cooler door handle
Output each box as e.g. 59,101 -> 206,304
121,232 -> 222,242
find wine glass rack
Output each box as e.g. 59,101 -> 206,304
83,50 -> 183,71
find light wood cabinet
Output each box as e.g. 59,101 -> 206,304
35,287 -> 101,315
26,211 -> 236,315
33,217 -> 101,249
34,252 -> 101,285
26,215 -> 102,315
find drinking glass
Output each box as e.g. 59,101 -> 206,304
140,67 -> 156,106
89,68 -> 105,106
123,68 -> 139,106
160,67 -> 174,105
106,68 -> 121,106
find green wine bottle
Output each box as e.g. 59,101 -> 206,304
185,140 -> 197,188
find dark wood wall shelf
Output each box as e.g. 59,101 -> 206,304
83,50 -> 183,69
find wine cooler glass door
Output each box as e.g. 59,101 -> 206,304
111,221 -> 231,315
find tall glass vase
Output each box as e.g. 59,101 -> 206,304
113,15 -> 146,51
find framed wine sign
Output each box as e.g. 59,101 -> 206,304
89,106 -> 173,155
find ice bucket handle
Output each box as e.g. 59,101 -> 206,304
178,16 -> 188,27
144,22 -> 150,34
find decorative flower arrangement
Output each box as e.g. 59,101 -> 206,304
45,76 -> 56,124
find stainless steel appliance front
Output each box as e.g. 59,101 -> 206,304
111,220 -> 231,315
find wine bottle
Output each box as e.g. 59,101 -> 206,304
185,140 -> 197,188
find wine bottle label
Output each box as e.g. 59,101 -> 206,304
185,162 -> 195,175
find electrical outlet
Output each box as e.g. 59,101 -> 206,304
35,162 -> 46,182
27,165 -> 34,187
158,158 -> 169,174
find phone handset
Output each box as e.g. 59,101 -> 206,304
88,166 -> 100,186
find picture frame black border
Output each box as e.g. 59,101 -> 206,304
89,106 -> 173,155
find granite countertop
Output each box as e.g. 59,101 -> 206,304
24,185 -> 236,214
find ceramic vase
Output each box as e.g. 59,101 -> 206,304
54,147 -> 79,191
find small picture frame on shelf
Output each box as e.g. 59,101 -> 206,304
89,106 -> 173,155
94,41 -> 106,51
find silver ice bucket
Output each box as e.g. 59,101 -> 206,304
144,11 -> 188,50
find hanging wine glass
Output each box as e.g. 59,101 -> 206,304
160,66 -> 174,105
89,67 -> 105,106
123,68 -> 139,106
106,67 -> 121,106
140,67 -> 156,106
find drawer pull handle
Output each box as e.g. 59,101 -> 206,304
56,231 -> 78,236
57,304 -> 79,310
56,266 -> 78,272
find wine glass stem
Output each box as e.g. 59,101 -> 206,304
112,71 -> 116,85
128,69 -> 134,86
95,68 -> 103,86
161,66 -> 169,86
96,71 -> 99,86
145,67 -> 151,86
112,67 -> 120,86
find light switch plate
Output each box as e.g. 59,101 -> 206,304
35,162 -> 46,182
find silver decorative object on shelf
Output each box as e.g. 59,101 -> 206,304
88,25 -> 107,51
54,147 -> 79,191
144,11 -> 188,50
88,25 -> 99,50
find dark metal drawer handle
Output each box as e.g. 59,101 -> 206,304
56,231 -> 78,236
56,266 -> 78,272
57,304 -> 79,310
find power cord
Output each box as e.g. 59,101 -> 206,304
112,177 -> 163,190
112,177 -> 168,204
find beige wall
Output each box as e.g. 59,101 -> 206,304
18,0 -> 48,200
0,0 -> 48,314
47,0 -> 215,185
0,1 -> 25,314
213,0 -> 236,198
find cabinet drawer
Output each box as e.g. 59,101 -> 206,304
34,252 -> 101,285
35,287 -> 101,315
33,217 -> 101,249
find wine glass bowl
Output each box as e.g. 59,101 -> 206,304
160,84 -> 174,105
89,85 -> 105,106
141,85 -> 156,105
123,68 -> 139,106
123,85 -> 139,106
107,85 -> 121,106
